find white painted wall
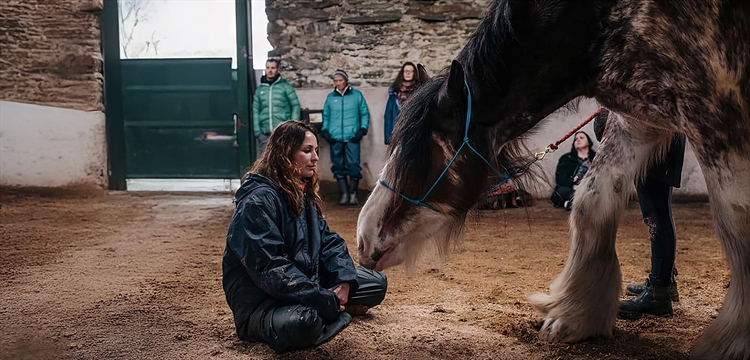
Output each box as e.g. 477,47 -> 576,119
296,88 -> 707,198
0,100 -> 107,187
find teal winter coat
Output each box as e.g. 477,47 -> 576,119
322,87 -> 370,141
252,77 -> 300,137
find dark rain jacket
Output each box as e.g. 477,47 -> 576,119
222,174 -> 359,331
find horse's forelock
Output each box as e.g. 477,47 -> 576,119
388,78 -> 446,197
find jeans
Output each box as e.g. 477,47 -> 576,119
637,178 -> 676,287
256,134 -> 270,159
550,186 -> 574,207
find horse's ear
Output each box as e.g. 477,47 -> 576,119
416,63 -> 430,83
446,60 -> 466,99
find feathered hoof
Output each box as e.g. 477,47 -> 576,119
528,291 -> 614,344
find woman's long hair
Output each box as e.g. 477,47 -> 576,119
391,62 -> 425,90
244,121 -> 323,216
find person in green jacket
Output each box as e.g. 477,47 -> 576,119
321,70 -> 370,206
253,59 -> 301,158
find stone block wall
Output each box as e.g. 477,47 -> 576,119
266,0 -> 491,88
0,0 -> 104,112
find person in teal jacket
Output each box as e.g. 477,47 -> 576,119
252,59 -> 300,158
321,70 -> 370,206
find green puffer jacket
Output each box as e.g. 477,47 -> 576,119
252,77 -> 300,137
322,86 -> 370,141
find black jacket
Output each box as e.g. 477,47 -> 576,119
593,110 -> 685,188
555,151 -> 596,188
222,174 -> 359,330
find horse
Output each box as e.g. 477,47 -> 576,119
355,0 -> 749,358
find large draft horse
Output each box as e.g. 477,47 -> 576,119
356,0 -> 749,358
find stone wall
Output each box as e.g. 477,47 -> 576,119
0,0 -> 104,112
266,0 -> 491,88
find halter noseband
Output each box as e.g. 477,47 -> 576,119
379,77 -> 526,212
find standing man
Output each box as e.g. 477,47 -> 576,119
252,58 -> 301,158
321,70 -> 370,206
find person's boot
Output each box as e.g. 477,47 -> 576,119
337,178 -> 349,206
313,312 -> 352,347
618,282 -> 673,319
348,179 -> 359,205
626,278 -> 680,302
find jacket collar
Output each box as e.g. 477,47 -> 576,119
333,85 -> 351,96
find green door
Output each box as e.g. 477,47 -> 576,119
122,58 -> 239,178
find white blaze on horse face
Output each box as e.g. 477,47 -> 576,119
357,158 -> 457,272
357,181 -> 456,272
356,180 -> 394,269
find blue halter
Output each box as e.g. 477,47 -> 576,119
379,77 -> 536,212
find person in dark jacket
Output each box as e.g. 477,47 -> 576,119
252,58 -> 301,158
592,109 -> 685,319
223,121 -> 387,354
320,69 -> 371,206
384,62 -> 426,145
550,131 -> 596,210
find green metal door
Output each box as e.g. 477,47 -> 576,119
122,58 -> 239,178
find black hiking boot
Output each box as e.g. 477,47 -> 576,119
337,178 -> 349,206
618,282 -> 673,319
626,278 -> 679,302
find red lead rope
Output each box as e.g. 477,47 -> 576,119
549,108 -> 602,151
487,108 -> 604,190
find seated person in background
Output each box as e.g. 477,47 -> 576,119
222,121 -> 387,354
550,131 -> 596,210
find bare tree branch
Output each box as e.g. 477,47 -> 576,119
119,0 -> 159,58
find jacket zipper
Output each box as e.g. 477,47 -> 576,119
268,81 -> 275,134
340,90 -> 344,141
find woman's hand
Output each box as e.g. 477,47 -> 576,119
329,283 -> 350,311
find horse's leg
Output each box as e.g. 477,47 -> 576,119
528,113 -> 665,342
690,147 -> 750,360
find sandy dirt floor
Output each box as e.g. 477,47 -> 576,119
0,185 -> 729,359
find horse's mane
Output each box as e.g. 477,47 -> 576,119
458,0 -> 515,91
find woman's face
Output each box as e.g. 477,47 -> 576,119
573,133 -> 590,151
294,131 -> 319,178
402,65 -> 415,82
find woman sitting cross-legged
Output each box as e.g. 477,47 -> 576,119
550,131 -> 596,210
222,121 -> 387,353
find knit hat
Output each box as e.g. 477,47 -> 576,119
331,69 -> 349,82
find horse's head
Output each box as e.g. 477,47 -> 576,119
358,0 -> 612,272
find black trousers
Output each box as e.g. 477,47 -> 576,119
551,186 -> 574,207
637,179 -> 676,287
238,266 -> 387,353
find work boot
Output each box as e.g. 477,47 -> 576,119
626,278 -> 679,302
337,178 -> 349,206
348,179 -> 359,205
618,282 -> 673,319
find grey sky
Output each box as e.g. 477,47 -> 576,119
119,0 -> 272,69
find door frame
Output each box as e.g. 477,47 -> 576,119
101,0 -> 253,189
102,0 -> 126,190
